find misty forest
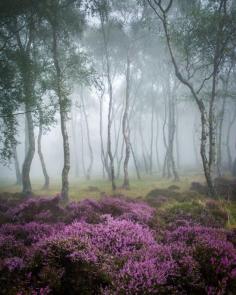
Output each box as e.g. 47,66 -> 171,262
1,0 -> 236,294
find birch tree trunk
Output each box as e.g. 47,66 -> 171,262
80,116 -> 86,178
162,91 -> 171,178
100,11 -> 116,190
155,112 -> 161,172
15,21 -> 35,196
122,55 -> 131,189
13,144 -> 22,185
22,104 -> 35,195
52,26 -> 70,201
226,106 -> 236,171
131,143 -> 141,180
81,89 -> 93,180
38,111 -> 50,189
71,107 -> 79,177
149,94 -> 155,174
216,95 -> 226,177
146,0 -> 227,196
169,87 -> 179,181
99,90 -> 110,179
21,62 -> 35,195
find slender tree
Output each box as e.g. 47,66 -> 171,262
147,0 -> 235,196
41,0 -> 87,200
80,88 -> 94,180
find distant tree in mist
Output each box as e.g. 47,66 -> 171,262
147,0 -> 236,197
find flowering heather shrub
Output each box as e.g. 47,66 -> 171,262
165,226 -> 236,294
0,222 -> 63,248
0,193 -> 24,224
98,196 -> 155,224
28,217 -> 157,294
2,256 -> 25,272
0,193 -> 23,211
65,196 -> 155,225
30,218 -> 181,294
5,196 -> 66,223
66,198 -> 103,223
0,233 -> 26,259
0,194 -> 236,294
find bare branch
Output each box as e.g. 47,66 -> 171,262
147,0 -> 164,21
196,71 -> 214,94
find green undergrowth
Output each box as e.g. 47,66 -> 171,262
1,175 -> 236,227
0,175 -> 204,199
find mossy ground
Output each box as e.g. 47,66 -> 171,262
0,174 -> 236,227
0,174 -> 205,199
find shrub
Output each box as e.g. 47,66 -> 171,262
214,177 -> 236,201
165,226 -> 236,294
0,194 -> 236,294
161,200 -> 228,228
28,217 -> 156,294
65,196 -> 155,225
5,196 -> 66,223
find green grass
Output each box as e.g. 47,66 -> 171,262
0,175 -> 205,201
2,174 -> 236,227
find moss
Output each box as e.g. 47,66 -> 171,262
161,199 -> 228,228
1,176 -> 236,228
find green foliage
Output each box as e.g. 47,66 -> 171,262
161,199 -> 228,228
0,51 -> 21,163
170,1 -> 236,79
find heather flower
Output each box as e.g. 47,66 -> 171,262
66,196 -> 155,225
1,195 -> 236,294
6,196 -> 65,223
2,256 -> 25,271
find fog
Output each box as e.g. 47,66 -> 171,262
2,1 -> 236,293
1,86 -> 235,181
0,0 -> 236,199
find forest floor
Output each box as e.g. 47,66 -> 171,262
1,174 -> 236,293
0,173 -> 236,228
0,174 -> 205,200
